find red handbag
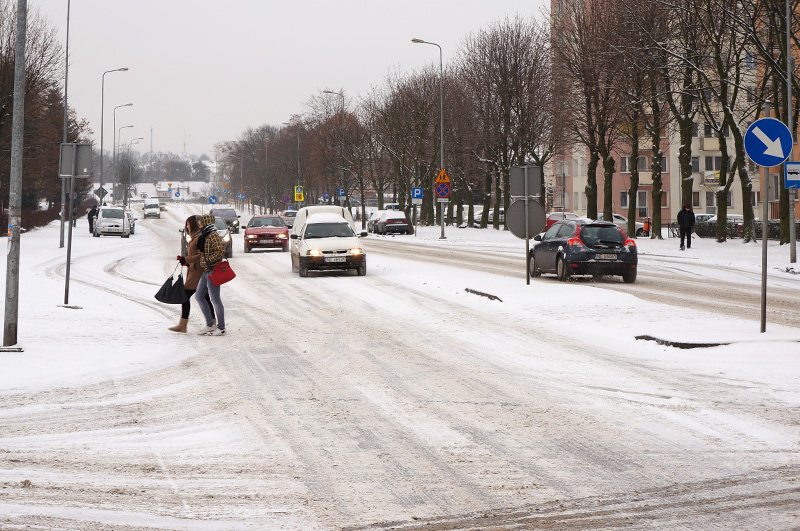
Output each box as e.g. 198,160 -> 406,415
209,260 -> 235,286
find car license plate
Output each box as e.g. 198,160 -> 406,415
325,257 -> 346,263
596,253 -> 617,260
259,239 -> 273,243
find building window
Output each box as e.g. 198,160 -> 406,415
692,191 -> 701,207
751,191 -> 760,206
705,156 -> 725,171
691,122 -> 699,137
704,122 -> 713,137
637,190 -> 648,219
692,157 -> 700,173
745,52 -> 756,69
637,156 -> 651,171
574,192 -> 579,209
661,191 -> 669,208
620,156 -> 630,173
706,191 -> 716,207
660,156 -> 669,173
727,191 -> 733,207
620,191 -> 628,208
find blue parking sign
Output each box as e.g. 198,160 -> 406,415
337,187 -> 346,197
411,187 -> 423,199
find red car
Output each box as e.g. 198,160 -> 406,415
243,215 -> 289,253
545,211 -> 580,230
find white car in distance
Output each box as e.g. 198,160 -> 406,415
290,213 -> 368,277
93,206 -> 131,238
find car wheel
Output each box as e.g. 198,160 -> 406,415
299,263 -> 309,277
282,244 -> 288,252
636,228 -> 644,237
93,231 -> 100,238
357,262 -> 367,276
529,253 -> 541,278
244,245 -> 251,254
557,256 -> 570,282
622,268 -> 637,284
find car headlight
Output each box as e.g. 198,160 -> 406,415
276,233 -> 288,239
232,220 -> 239,226
246,234 -> 257,239
308,249 -> 322,256
349,248 -> 363,255
223,234 -> 231,242
185,234 -> 192,242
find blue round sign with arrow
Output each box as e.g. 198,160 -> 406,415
174,191 -> 181,198
208,195 -> 218,204
745,117 -> 793,168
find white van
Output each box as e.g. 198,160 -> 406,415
290,205 -> 356,254
290,212 -> 367,277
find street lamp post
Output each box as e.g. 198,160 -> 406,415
115,124 -> 133,201
412,38 -> 446,239
124,137 -> 143,211
59,0 -> 71,249
283,121 -> 302,208
112,103 -> 132,194
324,90 -> 345,206
99,67 -> 128,205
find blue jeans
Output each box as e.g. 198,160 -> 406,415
195,272 -> 225,329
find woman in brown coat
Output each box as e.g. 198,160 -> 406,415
169,215 -> 213,332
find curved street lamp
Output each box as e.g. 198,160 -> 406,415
99,67 -> 129,202
412,38 -> 446,239
323,90 -> 345,206
112,103 -> 133,190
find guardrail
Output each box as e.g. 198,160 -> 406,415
667,220 -> 800,240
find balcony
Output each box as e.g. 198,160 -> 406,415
702,137 -> 720,151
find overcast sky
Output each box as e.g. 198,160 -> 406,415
36,1 -> 548,157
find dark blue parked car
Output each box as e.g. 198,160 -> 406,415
530,219 -> 638,283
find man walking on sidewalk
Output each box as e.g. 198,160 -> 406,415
677,203 -> 695,251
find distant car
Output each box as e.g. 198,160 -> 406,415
93,206 -> 131,238
143,200 -> 161,219
707,214 -> 744,224
280,209 -> 298,228
606,213 -> 645,237
545,211 -> 580,230
210,207 -> 241,233
181,217 -> 232,258
290,213 -> 368,277
244,215 -> 289,253
367,210 -> 384,233
375,211 -> 411,235
158,200 -> 167,212
530,219 -> 637,283
384,203 -> 401,211
695,213 -> 714,222
125,211 -> 137,235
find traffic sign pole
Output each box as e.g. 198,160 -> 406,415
761,105 -> 772,333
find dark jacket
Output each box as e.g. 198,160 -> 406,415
87,207 -> 98,220
198,214 -> 225,272
677,208 -> 695,230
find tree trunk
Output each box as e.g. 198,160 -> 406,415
586,151 -> 599,219
599,149 -> 615,222
481,170 -> 491,228
493,168 -> 502,230
628,122 -> 640,238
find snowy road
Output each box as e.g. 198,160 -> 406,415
1,207 -> 799,529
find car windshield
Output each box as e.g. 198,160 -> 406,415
249,217 -> 283,228
214,219 -> 227,230
145,203 -> 158,208
101,209 -> 124,219
283,211 -> 297,218
580,225 -> 624,247
304,222 -> 354,239
213,209 -> 236,217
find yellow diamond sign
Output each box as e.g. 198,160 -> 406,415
434,169 -> 450,183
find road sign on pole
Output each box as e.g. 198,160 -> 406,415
745,118 -> 792,168
435,182 -> 450,203
510,165 -> 542,197
59,143 -> 93,178
174,191 -> 180,198
281,195 -> 289,203
337,187 -> 345,197
411,187 -> 423,205
322,193 -> 331,201
434,169 -> 450,183
208,195 -> 218,204
294,186 -> 304,202
786,162 -> 800,189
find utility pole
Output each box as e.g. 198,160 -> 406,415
4,0 -> 27,347
264,141 -> 269,215
59,0 -> 70,249
787,0 -> 797,263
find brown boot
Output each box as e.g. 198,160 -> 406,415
169,318 -> 188,333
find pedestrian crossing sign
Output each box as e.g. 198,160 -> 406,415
294,186 -> 304,202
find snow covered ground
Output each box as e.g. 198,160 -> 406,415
0,206 -> 798,528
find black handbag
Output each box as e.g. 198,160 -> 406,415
154,264 -> 188,304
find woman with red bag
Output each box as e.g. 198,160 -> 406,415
194,214 -> 227,336
170,215 -> 214,333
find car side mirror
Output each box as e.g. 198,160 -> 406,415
242,225 -> 247,229
533,234 -> 542,242
360,231 -> 368,237
290,234 -> 299,240
237,215 -> 241,218
179,229 -> 184,233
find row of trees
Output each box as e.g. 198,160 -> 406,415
554,0 -> 799,242
219,1 -> 798,242
0,1 -> 89,211
218,16 -> 562,229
